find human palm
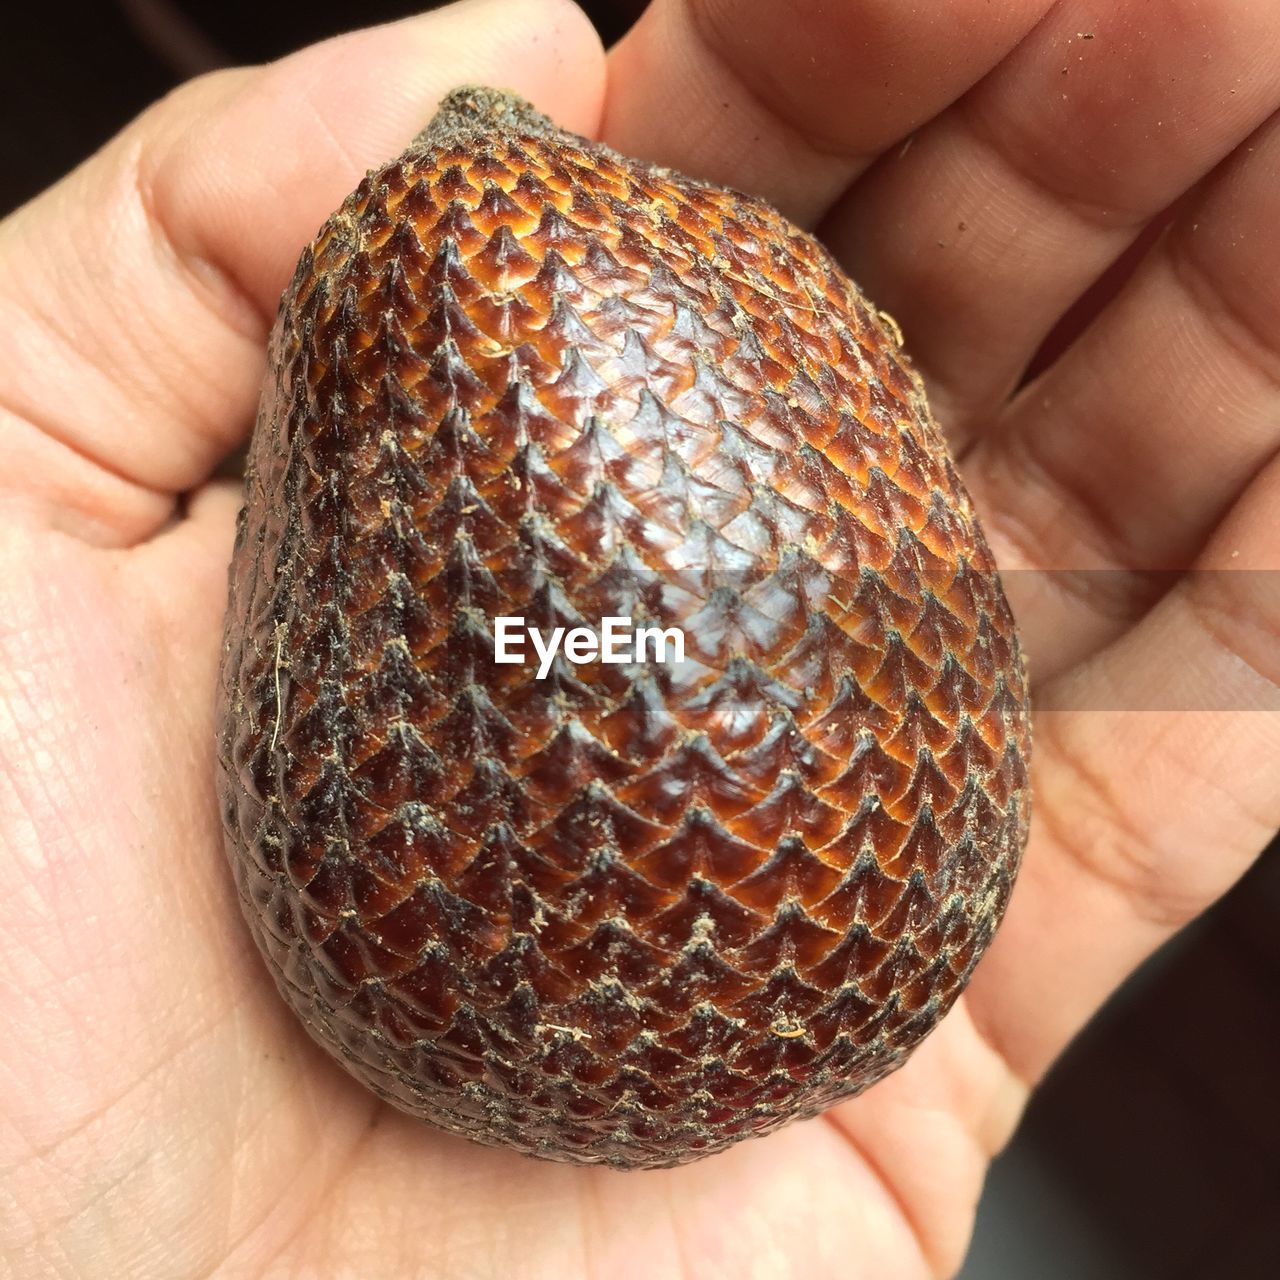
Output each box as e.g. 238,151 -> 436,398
2,2 -> 1277,1276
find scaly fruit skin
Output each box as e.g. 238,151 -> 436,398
217,88 -> 1031,1169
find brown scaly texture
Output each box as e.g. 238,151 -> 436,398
216,87 -> 1031,1169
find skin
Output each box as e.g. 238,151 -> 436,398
1,0 -> 1277,1275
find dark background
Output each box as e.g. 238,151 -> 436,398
3,3 -> 1277,1277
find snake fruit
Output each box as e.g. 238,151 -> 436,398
216,87 -> 1031,1169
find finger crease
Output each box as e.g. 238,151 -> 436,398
130,139 -> 273,345
1032,715 -> 1198,929
0,402 -> 171,514
818,1112 -> 940,1279
1165,233 -> 1280,396
1182,568 -> 1280,699
995,418 -> 1160,581
684,0 -> 875,168
968,438 -> 1168,633
958,98 -> 1154,237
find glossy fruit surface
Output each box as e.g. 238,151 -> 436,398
217,87 -> 1031,1168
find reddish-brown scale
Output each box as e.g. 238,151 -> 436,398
217,87 -> 1031,1169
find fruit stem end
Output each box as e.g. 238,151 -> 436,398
414,86 -> 559,150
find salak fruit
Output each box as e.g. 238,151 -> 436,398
216,87 -> 1031,1169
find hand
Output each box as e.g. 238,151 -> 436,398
2,1 -> 1276,1276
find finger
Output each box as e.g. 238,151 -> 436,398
966,458 -> 1280,1084
965,105 -> 1280,678
0,0 -> 606,547
126,478 -> 243,617
602,0 -> 1052,227
820,0 -> 1280,443
825,1002 -> 1028,1279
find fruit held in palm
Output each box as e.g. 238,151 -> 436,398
216,88 -> 1031,1169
